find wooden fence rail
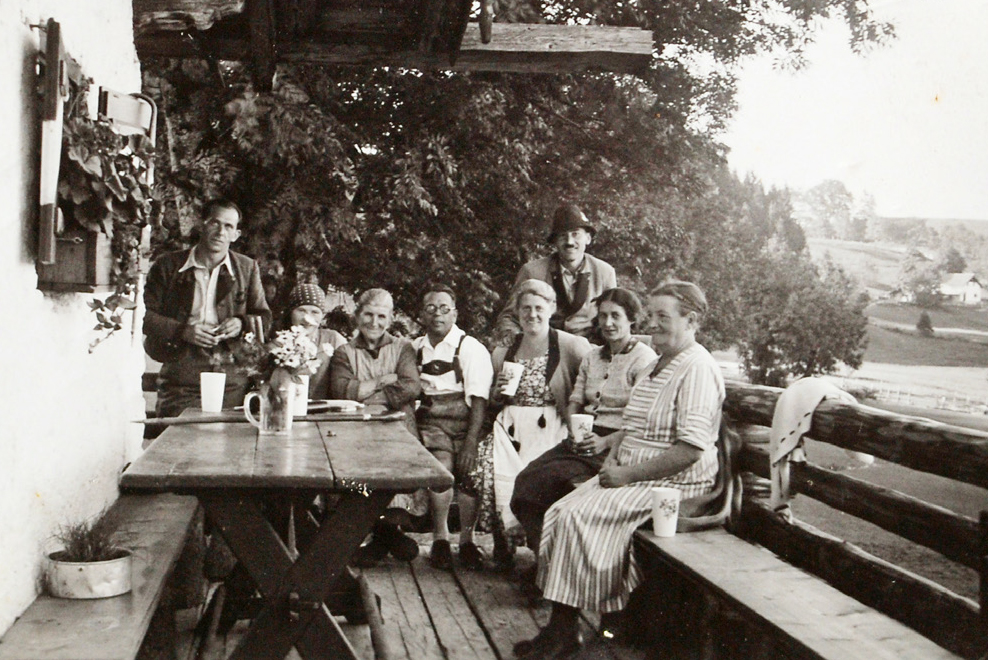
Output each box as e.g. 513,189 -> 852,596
725,380 -> 988,491
723,379 -> 988,659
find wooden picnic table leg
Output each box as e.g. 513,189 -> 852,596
200,490 -> 391,660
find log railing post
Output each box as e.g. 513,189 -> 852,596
980,510 -> 988,643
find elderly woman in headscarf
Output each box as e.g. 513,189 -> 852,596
512,280 -> 725,659
468,279 -> 591,567
282,282 -> 347,399
329,288 -> 422,565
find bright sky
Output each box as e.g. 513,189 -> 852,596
723,0 -> 988,220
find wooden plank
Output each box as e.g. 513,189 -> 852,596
252,423 -> 336,486
740,443 -> 981,569
410,560 -> 497,659
378,558 -> 446,659
455,560 -> 542,659
319,420 -> 453,492
121,421 -> 259,490
725,380 -> 988,491
134,0 -> 245,35
356,561 -> 419,660
0,494 -> 198,660
738,498 -> 981,659
637,527 -> 963,660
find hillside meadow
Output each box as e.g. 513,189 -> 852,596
867,301 -> 988,333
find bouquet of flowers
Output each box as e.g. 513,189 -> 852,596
244,326 -> 320,383
208,326 -> 320,384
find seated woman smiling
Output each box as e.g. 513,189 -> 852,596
329,288 -> 422,566
513,280 -> 725,659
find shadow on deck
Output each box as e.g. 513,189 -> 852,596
177,534 -> 656,660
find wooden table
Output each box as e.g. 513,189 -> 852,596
120,410 -> 452,660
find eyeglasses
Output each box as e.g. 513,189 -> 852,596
423,304 -> 454,315
204,219 -> 239,234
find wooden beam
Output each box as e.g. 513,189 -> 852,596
247,0 -> 276,91
725,380 -> 988,491
740,443 -> 982,569
274,0 -> 322,42
134,0 -> 244,35
739,495 -> 985,659
291,23 -> 652,73
135,22 -> 653,74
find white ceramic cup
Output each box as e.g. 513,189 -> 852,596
651,486 -> 681,538
294,375 -> 309,417
500,361 -> 525,396
200,372 -> 226,413
569,413 -> 596,455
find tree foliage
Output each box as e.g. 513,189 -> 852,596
898,249 -> 942,308
735,256 -> 867,387
142,0 -> 885,380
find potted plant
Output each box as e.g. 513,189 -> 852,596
47,510 -> 133,599
36,74 -> 155,352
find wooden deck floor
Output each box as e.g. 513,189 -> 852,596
176,534 -> 653,660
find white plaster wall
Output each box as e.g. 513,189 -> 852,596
0,0 -> 146,635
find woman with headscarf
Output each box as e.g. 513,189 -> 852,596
282,282 -> 347,399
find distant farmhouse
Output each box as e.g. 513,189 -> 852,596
940,272 -> 983,305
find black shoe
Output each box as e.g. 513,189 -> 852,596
492,531 -> 515,572
352,535 -> 389,568
513,627 -> 582,659
376,520 -> 420,561
430,539 -> 454,570
599,610 -> 625,641
458,542 -> 485,571
518,564 -> 542,599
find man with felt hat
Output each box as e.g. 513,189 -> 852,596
494,204 -> 616,345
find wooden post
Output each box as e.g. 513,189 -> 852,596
247,0 -> 276,91
980,510 -> 988,642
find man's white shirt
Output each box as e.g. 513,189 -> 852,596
413,325 -> 493,404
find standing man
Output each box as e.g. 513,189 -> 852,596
144,199 -> 271,418
495,203 -> 616,345
413,284 -> 494,570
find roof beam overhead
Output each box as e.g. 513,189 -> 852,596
133,0 -> 654,75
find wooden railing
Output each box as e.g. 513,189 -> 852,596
724,380 -> 988,659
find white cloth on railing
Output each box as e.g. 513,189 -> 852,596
769,378 -> 857,516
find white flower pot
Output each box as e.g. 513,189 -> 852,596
46,548 -> 133,599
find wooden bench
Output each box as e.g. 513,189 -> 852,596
0,493 -> 199,660
628,380 -> 988,660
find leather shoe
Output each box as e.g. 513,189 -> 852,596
376,520 -> 420,561
599,610 -> 625,641
492,531 -> 515,572
513,627 -> 582,659
458,542 -> 485,571
351,535 -> 389,568
430,539 -> 453,570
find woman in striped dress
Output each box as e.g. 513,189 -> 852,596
513,280 -> 725,659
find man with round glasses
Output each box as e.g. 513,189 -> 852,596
413,284 -> 494,570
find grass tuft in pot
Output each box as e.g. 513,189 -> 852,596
51,511 -> 128,562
